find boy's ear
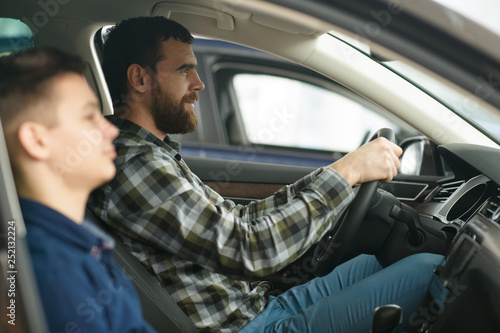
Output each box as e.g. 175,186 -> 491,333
17,122 -> 50,161
126,64 -> 151,94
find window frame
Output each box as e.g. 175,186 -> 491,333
213,61 -> 418,153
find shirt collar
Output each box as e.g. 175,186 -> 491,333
106,115 -> 182,153
81,219 -> 115,250
163,133 -> 182,153
20,197 -> 114,252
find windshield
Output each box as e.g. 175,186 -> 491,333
433,0 -> 500,36
328,0 -> 500,143
384,61 -> 500,141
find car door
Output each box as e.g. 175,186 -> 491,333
178,38 -> 428,208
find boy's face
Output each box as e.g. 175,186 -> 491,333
47,73 -> 118,189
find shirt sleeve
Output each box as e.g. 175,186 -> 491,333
107,147 -> 354,279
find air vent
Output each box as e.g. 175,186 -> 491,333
431,180 -> 465,202
481,190 -> 500,222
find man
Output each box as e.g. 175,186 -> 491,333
0,47 -> 156,332
89,17 -> 443,332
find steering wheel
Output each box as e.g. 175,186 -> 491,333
311,128 -> 396,277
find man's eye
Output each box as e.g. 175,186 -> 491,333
86,114 -> 96,121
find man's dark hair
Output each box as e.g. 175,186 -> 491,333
0,47 -> 85,131
102,16 -> 194,108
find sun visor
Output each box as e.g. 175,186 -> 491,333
152,3 -> 235,31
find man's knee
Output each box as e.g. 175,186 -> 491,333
405,253 -> 444,267
399,253 -> 444,280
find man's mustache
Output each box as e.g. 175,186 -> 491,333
182,92 -> 199,103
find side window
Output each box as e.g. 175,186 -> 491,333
232,73 -> 407,153
0,18 -> 33,57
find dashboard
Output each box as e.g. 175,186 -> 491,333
401,143 -> 500,332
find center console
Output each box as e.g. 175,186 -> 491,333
408,189 -> 500,332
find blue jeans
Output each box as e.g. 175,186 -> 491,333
240,253 -> 444,333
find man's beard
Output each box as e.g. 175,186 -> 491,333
149,82 -> 198,135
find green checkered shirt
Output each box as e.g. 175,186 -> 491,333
88,116 -> 354,332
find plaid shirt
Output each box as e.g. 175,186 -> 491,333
88,116 -> 354,332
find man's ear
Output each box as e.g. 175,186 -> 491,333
17,122 -> 50,161
127,64 -> 151,94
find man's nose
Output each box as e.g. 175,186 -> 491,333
191,71 -> 205,92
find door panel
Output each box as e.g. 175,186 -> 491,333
184,156 -> 316,200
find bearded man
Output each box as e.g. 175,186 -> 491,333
88,16 -> 442,333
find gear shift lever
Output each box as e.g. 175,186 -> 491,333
372,304 -> 403,333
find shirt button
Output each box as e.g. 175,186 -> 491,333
91,246 -> 99,257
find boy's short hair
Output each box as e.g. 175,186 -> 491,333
102,16 -> 194,107
0,47 -> 85,134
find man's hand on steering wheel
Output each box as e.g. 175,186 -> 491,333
326,134 -> 402,186
311,129 -> 402,277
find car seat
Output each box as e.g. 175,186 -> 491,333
0,120 -> 49,333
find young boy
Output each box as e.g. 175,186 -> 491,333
0,47 -> 156,332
